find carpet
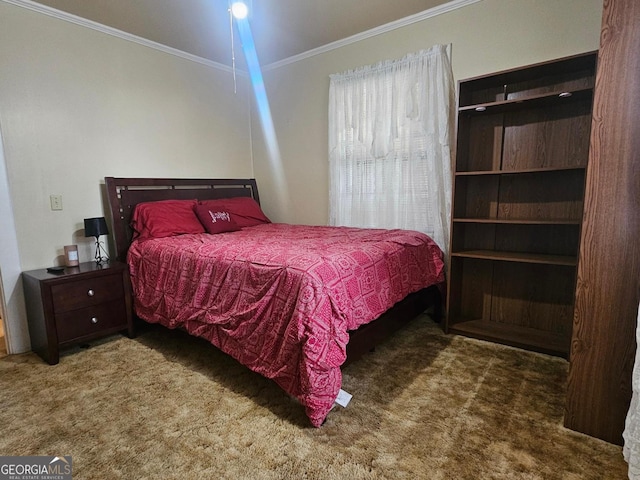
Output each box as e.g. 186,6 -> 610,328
0,316 -> 627,479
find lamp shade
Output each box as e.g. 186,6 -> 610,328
84,217 -> 109,238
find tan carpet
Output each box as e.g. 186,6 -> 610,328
0,316 -> 627,479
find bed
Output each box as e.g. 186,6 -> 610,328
105,177 -> 445,426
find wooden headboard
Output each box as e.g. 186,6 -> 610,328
105,177 -> 260,262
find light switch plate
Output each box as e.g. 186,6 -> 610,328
50,194 -> 63,211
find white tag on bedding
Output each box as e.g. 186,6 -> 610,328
335,389 -> 353,408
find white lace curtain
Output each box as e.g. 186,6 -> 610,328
328,44 -> 454,253
624,302 -> 640,478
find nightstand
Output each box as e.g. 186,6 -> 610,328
22,261 -> 134,365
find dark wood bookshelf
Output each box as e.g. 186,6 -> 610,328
446,51 -> 597,357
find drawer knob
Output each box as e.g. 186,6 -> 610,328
91,317 -> 98,324
87,289 -> 95,297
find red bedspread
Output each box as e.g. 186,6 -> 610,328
127,223 -> 445,426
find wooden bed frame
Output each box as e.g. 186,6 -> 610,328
104,177 -> 442,365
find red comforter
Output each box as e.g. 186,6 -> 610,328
127,223 -> 445,426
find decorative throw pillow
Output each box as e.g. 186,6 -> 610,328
199,197 -> 271,228
194,204 -> 241,234
131,199 -> 204,240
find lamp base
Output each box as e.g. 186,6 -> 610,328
93,238 -> 110,266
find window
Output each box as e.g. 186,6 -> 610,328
328,44 -> 454,253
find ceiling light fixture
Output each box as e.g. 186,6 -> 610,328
231,1 -> 249,20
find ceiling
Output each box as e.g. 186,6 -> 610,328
29,0 -> 452,67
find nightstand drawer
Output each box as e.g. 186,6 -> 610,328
55,300 -> 128,343
51,273 -> 124,313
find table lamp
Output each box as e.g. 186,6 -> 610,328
84,217 -> 110,265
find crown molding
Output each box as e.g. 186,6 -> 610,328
263,0 -> 483,71
1,0 -> 235,74
2,0 -> 482,73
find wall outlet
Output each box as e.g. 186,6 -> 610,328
50,194 -> 63,211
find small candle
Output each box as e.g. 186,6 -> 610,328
64,245 -> 79,267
